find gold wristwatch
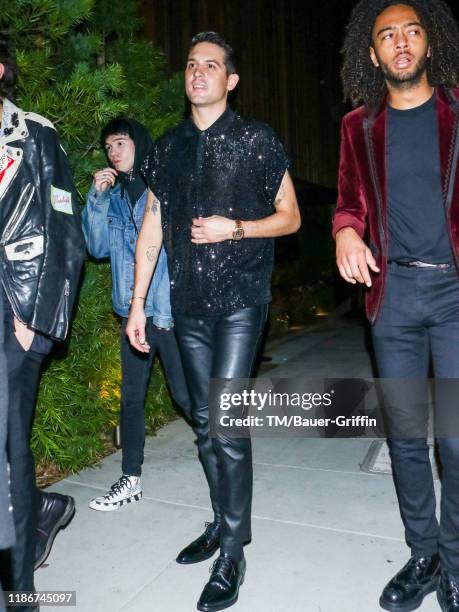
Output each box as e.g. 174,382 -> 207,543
232,220 -> 244,241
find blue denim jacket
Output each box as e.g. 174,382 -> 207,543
81,184 -> 173,327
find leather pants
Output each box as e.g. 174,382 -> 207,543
174,305 -> 267,560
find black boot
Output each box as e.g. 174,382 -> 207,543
35,491 -> 75,570
437,568 -> 459,611
197,553 -> 245,612
176,522 -> 220,564
379,553 -> 440,611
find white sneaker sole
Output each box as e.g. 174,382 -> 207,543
88,491 -> 142,512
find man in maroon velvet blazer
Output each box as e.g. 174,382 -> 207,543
334,2 -> 459,611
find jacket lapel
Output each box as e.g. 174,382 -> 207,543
364,89 -> 459,237
370,107 -> 387,213
436,88 -> 459,201
0,98 -> 28,144
0,100 -> 26,200
363,102 -> 388,247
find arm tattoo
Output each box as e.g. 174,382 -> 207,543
151,196 -> 159,215
146,246 -> 158,262
275,183 -> 286,207
146,195 -> 160,214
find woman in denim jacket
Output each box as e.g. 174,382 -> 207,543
82,118 -> 190,511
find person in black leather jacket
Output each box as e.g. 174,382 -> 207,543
0,36 -> 85,609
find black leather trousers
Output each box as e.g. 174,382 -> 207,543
174,305 -> 267,560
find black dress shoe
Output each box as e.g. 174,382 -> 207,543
379,553 -> 440,611
197,553 -> 246,612
176,522 -> 220,564
437,568 -> 459,611
35,491 -> 75,570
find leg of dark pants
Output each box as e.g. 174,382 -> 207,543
154,327 -> 192,421
175,306 -> 267,560
436,438 -> 459,575
120,318 -> 156,477
210,305 -> 267,560
372,266 -> 437,558
4,321 -> 44,593
174,316 -> 220,522
428,269 -> 459,575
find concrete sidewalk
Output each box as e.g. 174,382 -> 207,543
36,316 -> 441,612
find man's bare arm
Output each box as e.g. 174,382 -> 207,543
190,170 -> 301,243
126,190 -> 163,352
145,192 -> 160,215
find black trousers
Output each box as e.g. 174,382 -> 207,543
2,318 -> 45,596
174,305 -> 267,560
120,318 -> 191,476
372,263 -> 459,576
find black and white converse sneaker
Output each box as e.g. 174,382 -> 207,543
88,475 -> 142,512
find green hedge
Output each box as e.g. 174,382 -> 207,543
0,0 -> 185,474
32,261 -> 177,473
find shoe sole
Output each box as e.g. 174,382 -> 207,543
88,491 -> 142,512
379,576 -> 439,612
176,545 -> 219,565
196,575 -> 245,612
34,497 -> 76,570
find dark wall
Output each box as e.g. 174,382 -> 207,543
142,0 -> 459,188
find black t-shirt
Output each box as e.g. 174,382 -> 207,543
387,94 -> 453,264
141,108 -> 290,316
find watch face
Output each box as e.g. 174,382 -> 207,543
233,228 -> 244,240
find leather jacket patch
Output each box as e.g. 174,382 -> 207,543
51,185 -> 73,214
4,235 -> 44,261
0,151 -> 14,183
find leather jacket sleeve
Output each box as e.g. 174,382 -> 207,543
30,124 -> 85,340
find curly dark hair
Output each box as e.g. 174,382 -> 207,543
0,34 -> 17,101
341,0 -> 459,108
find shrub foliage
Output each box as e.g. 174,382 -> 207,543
0,0 -> 185,473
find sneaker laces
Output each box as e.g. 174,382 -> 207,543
103,475 -> 132,501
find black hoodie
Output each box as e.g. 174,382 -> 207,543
105,118 -> 153,206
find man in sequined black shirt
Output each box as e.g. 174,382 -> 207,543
127,31 -> 300,612
137,106 -> 292,317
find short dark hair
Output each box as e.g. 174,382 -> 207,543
100,117 -> 134,148
0,34 -> 17,101
189,31 -> 237,74
341,0 -> 459,108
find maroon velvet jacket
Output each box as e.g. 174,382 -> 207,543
333,87 -> 459,324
